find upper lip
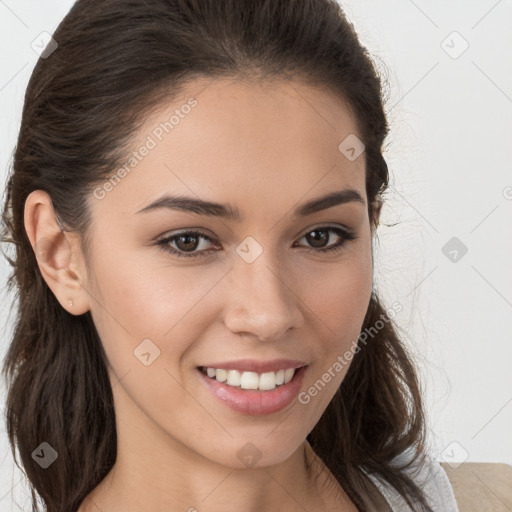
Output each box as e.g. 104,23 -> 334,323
199,359 -> 308,373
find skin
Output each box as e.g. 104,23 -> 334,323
24,76 -> 382,512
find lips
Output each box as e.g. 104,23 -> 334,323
196,358 -> 308,374
197,364 -> 309,415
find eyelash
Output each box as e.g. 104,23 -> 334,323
156,225 -> 357,259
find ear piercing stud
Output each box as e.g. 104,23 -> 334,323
66,298 -> 74,307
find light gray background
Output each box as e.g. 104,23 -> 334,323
1,0 -> 511,509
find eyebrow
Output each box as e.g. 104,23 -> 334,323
135,188 -> 365,221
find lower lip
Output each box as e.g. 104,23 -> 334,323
197,366 -> 308,416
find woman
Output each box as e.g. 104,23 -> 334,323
1,0 -> 459,511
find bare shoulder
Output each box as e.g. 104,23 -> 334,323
440,462 -> 512,511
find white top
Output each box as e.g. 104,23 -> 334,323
365,447 -> 459,511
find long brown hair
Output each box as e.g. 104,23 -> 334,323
1,1 -> 432,511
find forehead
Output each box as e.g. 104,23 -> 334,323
90,76 -> 366,218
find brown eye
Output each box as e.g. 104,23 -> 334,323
305,229 -> 330,248
156,225 -> 357,259
157,231 -> 217,258
174,233 -> 201,252
296,226 -> 357,254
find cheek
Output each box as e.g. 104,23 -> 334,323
308,267 -> 371,324
297,249 -> 372,408
305,246 -> 373,341
87,257 -> 219,427
87,253 -> 218,371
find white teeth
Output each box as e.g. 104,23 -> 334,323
240,371 -> 259,390
226,369 -> 241,387
215,369 -> 227,382
258,372 -> 277,391
202,367 -> 299,390
284,368 -> 295,384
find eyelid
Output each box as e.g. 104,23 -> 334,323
296,222 -> 354,237
155,223 -> 354,244
155,223 -> 357,259
154,227 -> 216,243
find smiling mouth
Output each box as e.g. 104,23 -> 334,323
198,365 -> 305,392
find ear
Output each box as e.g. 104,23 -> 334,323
371,197 -> 383,229
24,190 -> 91,315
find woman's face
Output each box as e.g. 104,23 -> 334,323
81,77 -> 374,469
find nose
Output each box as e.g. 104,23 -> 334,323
222,252 -> 304,341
